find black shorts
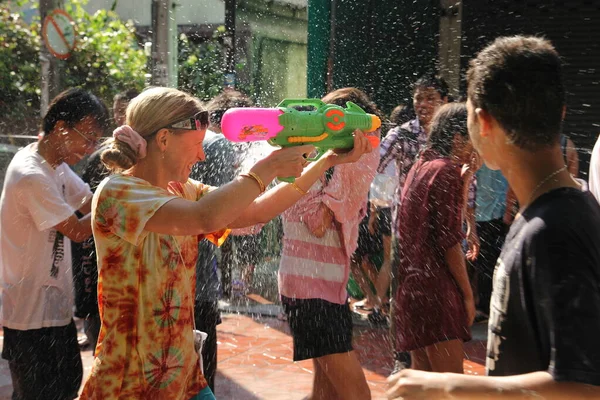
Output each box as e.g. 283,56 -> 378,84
354,213 -> 383,259
2,319 -> 83,400
281,296 -> 353,361
354,206 -> 392,259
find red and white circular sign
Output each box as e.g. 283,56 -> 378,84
42,9 -> 76,60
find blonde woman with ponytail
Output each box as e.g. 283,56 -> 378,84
79,87 -> 372,400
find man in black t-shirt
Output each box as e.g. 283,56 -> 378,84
387,36 -> 600,399
487,187 -> 600,380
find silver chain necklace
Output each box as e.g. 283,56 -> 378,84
527,165 -> 568,205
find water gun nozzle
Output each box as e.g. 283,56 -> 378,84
369,115 -> 382,132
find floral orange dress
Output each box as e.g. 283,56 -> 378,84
80,175 -> 226,400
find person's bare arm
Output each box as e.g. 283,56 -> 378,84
145,145 -> 311,236
226,153 -> 334,229
465,205 -> 479,261
566,138 -> 579,177
387,369 -> 600,400
54,213 -> 92,243
445,243 -> 475,325
78,198 -> 92,216
146,132 -> 372,236
462,153 -> 481,260
462,176 -> 479,261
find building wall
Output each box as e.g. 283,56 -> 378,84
460,0 -> 600,175
239,0 -> 308,106
85,0 -> 224,26
307,0 -> 441,115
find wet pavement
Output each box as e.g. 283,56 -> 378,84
212,312 -> 486,400
0,300 -> 487,400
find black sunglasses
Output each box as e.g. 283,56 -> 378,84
161,111 -> 209,131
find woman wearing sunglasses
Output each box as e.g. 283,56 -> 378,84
79,87 -> 372,400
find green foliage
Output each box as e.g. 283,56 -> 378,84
63,0 -> 146,108
178,26 -> 253,102
0,7 -> 41,122
0,0 -> 146,133
0,0 -> 253,133
177,27 -> 227,102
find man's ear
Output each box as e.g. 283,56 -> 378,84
475,108 -> 495,138
53,120 -> 68,135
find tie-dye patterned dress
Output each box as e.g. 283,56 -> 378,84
81,175 -> 226,400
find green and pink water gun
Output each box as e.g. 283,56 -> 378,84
221,98 -> 381,182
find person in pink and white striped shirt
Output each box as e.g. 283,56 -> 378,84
279,88 -> 381,400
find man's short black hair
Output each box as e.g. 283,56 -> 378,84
43,88 -> 109,135
467,36 -> 565,151
413,73 -> 449,99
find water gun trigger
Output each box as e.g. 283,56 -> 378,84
305,148 -> 325,162
277,150 -> 324,183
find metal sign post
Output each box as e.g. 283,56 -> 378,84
151,0 -> 178,88
224,0 -> 236,89
39,0 -> 70,116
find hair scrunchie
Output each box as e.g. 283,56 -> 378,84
113,125 -> 147,159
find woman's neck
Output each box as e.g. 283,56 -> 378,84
129,157 -> 169,189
